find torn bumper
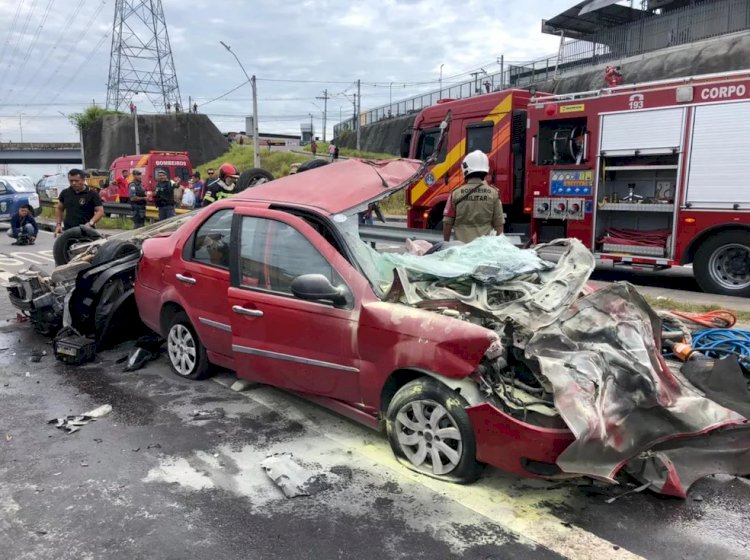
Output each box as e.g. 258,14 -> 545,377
467,402 -> 574,478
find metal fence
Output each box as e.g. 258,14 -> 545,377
335,0 -> 750,137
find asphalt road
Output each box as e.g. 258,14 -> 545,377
0,229 -> 56,275
1,320 -> 749,559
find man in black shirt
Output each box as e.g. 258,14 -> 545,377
55,169 -> 104,236
154,169 -> 176,221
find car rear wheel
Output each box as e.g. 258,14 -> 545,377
386,377 -> 481,483
237,168 -> 274,191
166,312 -> 210,380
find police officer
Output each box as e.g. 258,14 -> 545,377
442,150 -> 504,243
128,170 -> 148,228
202,163 -> 239,205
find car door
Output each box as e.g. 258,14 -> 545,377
171,208 -> 234,359
227,208 -> 362,403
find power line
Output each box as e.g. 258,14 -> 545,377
0,1 -> 28,79
2,0 -> 40,85
7,0 -> 57,98
199,79 -> 250,107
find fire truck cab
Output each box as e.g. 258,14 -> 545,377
526,70 -> 750,296
404,90 -> 532,233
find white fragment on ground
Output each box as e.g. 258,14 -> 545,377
260,453 -> 316,498
230,380 -> 255,392
143,457 -> 215,491
84,404 -> 112,418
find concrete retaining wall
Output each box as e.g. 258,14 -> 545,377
340,32 -> 750,155
83,114 -> 230,170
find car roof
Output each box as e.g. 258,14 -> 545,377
233,158 -> 422,215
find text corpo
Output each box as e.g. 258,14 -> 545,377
700,84 -> 747,100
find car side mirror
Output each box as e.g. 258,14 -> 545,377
291,274 -> 348,307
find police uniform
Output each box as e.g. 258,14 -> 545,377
442,177 -> 504,243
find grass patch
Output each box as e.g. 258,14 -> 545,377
195,145 -> 310,179
301,142 -> 396,160
379,190 -> 407,216
644,295 -> 750,324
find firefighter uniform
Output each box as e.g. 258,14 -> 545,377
442,177 -> 504,243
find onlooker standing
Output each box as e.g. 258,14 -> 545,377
173,179 -> 185,207
8,204 -> 38,244
55,169 -> 104,236
116,169 -> 130,204
193,102 -> 198,114
333,144 -> 340,160
190,171 -> 204,203
154,169 -> 176,221
128,170 -> 148,229
328,142 -> 336,161
310,140 -> 317,156
442,150 -> 504,243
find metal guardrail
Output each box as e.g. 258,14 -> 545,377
40,199 -> 190,220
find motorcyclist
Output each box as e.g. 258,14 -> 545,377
202,163 -> 240,206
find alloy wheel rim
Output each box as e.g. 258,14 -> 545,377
395,399 -> 462,476
708,243 -> 750,290
167,324 -> 197,376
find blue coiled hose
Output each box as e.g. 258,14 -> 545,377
691,329 -> 750,364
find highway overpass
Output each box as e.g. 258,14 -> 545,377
0,143 -> 83,164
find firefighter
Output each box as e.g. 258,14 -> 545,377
202,163 -> 240,206
442,150 -> 504,243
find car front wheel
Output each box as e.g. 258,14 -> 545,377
386,378 -> 481,483
166,312 -> 210,380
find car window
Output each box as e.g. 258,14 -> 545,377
466,123 -> 494,154
0,182 -> 8,195
415,127 -> 447,162
192,209 -> 233,269
239,216 -> 342,295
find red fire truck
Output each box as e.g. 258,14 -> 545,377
404,70 -> 750,296
403,89 -> 532,232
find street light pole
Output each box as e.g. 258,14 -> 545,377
220,40 -> 260,168
439,64 -> 444,98
18,114 -> 25,143
308,113 -> 314,141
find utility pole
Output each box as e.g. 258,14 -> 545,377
316,89 -> 330,142
18,114 -> 24,143
356,79 -> 361,151
221,41 -> 260,168
133,105 -> 141,155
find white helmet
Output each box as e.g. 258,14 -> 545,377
461,150 -> 490,176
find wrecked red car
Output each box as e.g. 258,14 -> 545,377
132,158 -> 750,496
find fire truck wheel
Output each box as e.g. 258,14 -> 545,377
694,231 -> 750,297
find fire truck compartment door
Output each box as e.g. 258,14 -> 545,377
685,100 -> 750,209
600,108 -> 685,155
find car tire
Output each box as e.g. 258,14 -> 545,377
237,168 -> 274,191
166,311 -> 210,380
694,231 -> 750,297
53,227 -> 89,265
91,239 -> 139,267
386,377 -> 481,484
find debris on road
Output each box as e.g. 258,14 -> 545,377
260,453 -> 342,498
123,334 -> 164,372
48,404 -> 112,434
190,409 -> 225,421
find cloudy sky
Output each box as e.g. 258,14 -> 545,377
0,0 -> 577,144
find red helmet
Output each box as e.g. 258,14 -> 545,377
219,163 -> 239,179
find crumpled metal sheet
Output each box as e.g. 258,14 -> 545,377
624,424 -> 750,498
526,282 -> 746,481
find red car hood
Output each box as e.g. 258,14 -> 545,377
234,158 -> 423,215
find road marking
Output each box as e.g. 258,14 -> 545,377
9,252 -> 55,264
212,376 -> 642,560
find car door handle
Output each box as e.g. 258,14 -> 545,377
232,305 -> 263,318
176,273 -> 196,285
